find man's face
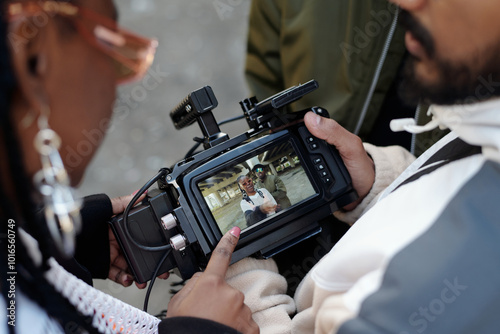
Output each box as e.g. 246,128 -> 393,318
239,177 -> 256,195
393,0 -> 500,105
255,167 -> 266,181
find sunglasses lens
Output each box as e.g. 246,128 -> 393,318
8,2 -> 158,84
94,25 -> 158,83
256,168 -> 263,173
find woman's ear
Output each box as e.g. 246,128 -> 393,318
8,18 -> 51,114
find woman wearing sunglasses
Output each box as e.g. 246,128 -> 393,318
0,0 -> 258,333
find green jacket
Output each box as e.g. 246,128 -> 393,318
245,0 -> 407,140
255,174 -> 292,210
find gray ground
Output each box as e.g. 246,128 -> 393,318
89,0 -> 252,315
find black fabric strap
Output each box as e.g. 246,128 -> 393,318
394,137 -> 482,192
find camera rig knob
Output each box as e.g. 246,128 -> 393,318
161,213 -> 177,230
170,234 -> 188,251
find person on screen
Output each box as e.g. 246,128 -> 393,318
252,164 -> 292,210
237,175 -> 278,227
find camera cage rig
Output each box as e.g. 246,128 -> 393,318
110,79 -> 358,285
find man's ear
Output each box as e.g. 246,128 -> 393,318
8,19 -> 50,114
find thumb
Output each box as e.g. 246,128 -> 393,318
304,111 -> 363,155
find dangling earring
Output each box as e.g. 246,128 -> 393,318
32,105 -> 82,257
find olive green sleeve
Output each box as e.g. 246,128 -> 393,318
245,0 -> 284,101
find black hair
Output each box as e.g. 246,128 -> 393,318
0,1 -> 97,332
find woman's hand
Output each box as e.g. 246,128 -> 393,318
167,227 -> 259,334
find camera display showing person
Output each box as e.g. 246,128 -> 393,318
252,164 -> 292,210
237,175 -> 278,227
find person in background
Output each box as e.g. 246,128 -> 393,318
243,1 -> 447,295
252,164 -> 291,210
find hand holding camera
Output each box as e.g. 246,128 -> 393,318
304,112 -> 375,211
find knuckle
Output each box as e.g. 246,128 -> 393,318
214,244 -> 233,259
203,274 -> 223,287
349,135 -> 363,150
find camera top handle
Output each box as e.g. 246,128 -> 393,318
170,86 -> 230,149
170,79 -> 319,153
240,79 -> 319,129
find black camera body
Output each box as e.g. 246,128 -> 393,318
110,80 -> 358,283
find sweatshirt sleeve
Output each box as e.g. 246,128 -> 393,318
226,258 -> 295,334
334,143 -> 415,225
271,176 -> 288,201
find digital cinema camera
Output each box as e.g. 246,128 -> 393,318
110,80 -> 358,283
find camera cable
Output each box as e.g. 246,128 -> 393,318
143,246 -> 172,313
121,168 -> 176,313
123,168 -> 171,252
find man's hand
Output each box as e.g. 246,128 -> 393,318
304,112 -> 375,211
108,191 -> 169,289
167,227 -> 259,334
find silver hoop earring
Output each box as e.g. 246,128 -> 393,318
33,107 -> 82,257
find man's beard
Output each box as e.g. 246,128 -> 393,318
398,10 -> 500,106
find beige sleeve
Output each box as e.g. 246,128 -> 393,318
334,143 -> 416,225
291,273 -> 355,334
226,258 -> 295,334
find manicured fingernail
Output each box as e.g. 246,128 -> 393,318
124,275 -> 133,284
229,227 -> 241,238
132,189 -> 140,195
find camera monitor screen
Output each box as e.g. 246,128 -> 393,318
197,141 -> 317,235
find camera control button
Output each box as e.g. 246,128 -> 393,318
316,164 -> 325,171
322,177 -> 333,184
309,142 -> 319,150
306,136 -> 315,143
313,157 -> 322,164
320,170 -> 328,177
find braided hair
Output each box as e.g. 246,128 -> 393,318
0,1 -> 98,332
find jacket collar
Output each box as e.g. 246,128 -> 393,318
429,98 -> 500,163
